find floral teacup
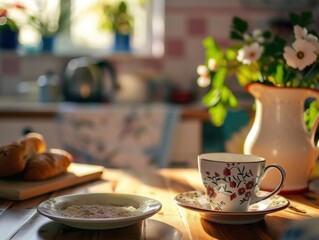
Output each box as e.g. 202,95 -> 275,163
198,153 -> 286,212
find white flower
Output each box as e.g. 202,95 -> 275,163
243,33 -> 252,41
294,25 -> 317,41
294,25 -> 319,53
283,39 -> 317,70
197,65 -> 209,76
197,64 -> 211,87
237,42 -> 264,65
197,76 -> 211,88
208,58 -> 218,71
294,25 -> 308,39
252,29 -> 264,43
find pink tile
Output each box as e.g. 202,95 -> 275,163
187,17 -> 207,36
1,56 -> 21,76
165,38 -> 185,58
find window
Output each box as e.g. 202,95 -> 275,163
7,0 -> 165,57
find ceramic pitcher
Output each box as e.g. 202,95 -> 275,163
243,83 -> 319,192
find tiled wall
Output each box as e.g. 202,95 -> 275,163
1,0 -> 318,99
162,0 -> 319,91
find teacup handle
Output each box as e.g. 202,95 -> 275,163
250,164 -> 286,205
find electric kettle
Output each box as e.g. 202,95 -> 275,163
62,57 -> 117,102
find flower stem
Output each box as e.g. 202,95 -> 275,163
283,68 -> 292,86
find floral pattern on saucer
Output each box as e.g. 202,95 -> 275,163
174,191 -> 290,224
174,191 -> 289,213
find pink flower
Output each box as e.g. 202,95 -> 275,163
230,193 -> 237,200
223,168 -> 231,177
245,191 -> 252,198
245,180 -> 255,190
230,181 -> 237,188
206,186 -> 216,198
238,187 -> 246,195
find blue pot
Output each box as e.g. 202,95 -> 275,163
41,36 -> 55,52
113,33 -> 131,52
0,27 -> 19,50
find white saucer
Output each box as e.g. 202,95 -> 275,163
38,193 -> 162,230
174,191 -> 289,224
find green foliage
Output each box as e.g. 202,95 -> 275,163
198,11 -> 319,126
289,11 -> 314,27
204,86 -> 238,127
304,100 -> 319,131
0,17 -> 18,31
203,37 -> 223,61
96,1 -> 133,34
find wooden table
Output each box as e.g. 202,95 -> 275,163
1,168 -> 319,240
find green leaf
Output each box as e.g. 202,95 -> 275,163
203,37 -> 215,49
220,86 -> 231,103
304,100 -> 319,131
203,37 -> 223,60
263,36 -> 286,56
225,46 -> 239,61
236,65 -> 258,85
275,64 -> 284,85
208,104 -> 228,127
213,68 -> 228,88
263,31 -> 272,40
300,11 -> 314,26
289,12 -> 299,25
202,89 -> 221,107
232,17 -> 248,33
230,30 -> 243,40
289,11 -> 314,27
228,92 -> 238,107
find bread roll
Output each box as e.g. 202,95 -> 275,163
0,142 -> 28,177
19,133 -> 46,160
23,148 -> 73,181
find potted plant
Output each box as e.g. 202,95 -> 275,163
0,3 -> 25,50
26,1 -> 68,52
94,0 -> 133,52
196,11 -> 319,192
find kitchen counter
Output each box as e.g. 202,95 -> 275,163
0,100 -> 211,121
0,99 -> 208,167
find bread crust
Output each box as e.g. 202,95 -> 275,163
0,142 -> 28,177
18,133 -> 46,159
23,148 -> 73,181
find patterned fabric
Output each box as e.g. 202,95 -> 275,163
56,103 -> 181,169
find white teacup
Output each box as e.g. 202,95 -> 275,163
198,153 -> 286,212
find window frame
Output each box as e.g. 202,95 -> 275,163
54,0 -> 165,58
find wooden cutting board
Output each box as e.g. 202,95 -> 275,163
0,163 -> 104,201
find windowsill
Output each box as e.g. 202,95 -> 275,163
0,49 -> 163,60
0,98 -> 211,121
